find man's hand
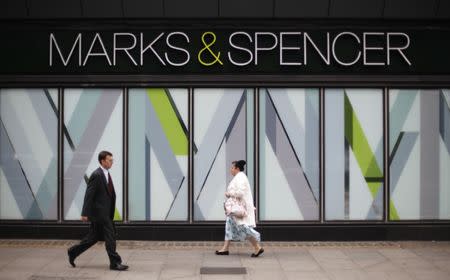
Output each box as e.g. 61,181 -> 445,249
81,216 -> 89,222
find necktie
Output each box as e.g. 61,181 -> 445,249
107,172 -> 114,196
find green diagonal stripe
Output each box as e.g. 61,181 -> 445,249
147,89 -> 188,155
114,208 -> 122,221
345,94 -> 383,198
389,200 -> 400,220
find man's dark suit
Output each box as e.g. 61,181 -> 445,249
68,167 -> 122,266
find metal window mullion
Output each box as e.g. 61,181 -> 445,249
320,87 -> 325,223
123,87 -> 128,223
384,87 -> 390,223
58,87 -> 64,223
254,87 -> 259,223
189,87 -> 194,224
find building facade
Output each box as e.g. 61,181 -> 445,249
0,0 -> 449,240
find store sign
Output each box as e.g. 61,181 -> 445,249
48,31 -> 411,68
1,22 -> 450,75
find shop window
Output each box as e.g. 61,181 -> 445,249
325,89 -> 384,220
63,89 -> 123,221
389,89 -> 450,220
128,88 -> 188,221
0,89 -> 58,220
259,88 -> 320,221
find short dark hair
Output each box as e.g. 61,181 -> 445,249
232,160 -> 246,171
98,151 -> 113,163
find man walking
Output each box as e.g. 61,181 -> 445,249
68,151 -> 128,271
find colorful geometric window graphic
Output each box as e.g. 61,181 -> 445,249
325,89 -> 384,220
259,88 -> 320,221
389,89 -> 450,220
193,88 -> 254,221
0,89 -> 58,220
129,88 -> 188,221
63,89 -> 123,221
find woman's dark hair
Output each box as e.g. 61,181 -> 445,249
98,150 -> 113,163
232,160 -> 246,171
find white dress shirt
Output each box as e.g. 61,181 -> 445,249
100,166 -> 109,183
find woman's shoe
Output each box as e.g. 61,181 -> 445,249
215,250 -> 229,255
251,248 -> 264,257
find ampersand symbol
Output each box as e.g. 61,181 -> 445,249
198,32 -> 224,66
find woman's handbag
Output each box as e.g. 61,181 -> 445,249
224,196 -> 247,218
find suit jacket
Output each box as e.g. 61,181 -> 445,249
81,167 -> 116,220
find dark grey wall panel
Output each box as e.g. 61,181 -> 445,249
0,0 -> 28,18
275,0 -> 329,18
384,0 -> 438,18
165,0 -> 218,18
82,0 -> 123,18
436,0 -> 450,18
124,0 -> 164,18
220,0 -> 272,18
29,0 -> 82,18
329,0 -> 383,18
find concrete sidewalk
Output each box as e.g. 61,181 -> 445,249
0,240 -> 449,280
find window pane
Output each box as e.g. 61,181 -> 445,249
63,89 -> 123,221
194,88 -> 254,221
259,88 -> 320,220
0,89 -> 58,220
389,89 -> 450,220
325,89 -> 384,221
129,88 -> 188,221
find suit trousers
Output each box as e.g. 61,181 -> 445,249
69,218 -> 122,266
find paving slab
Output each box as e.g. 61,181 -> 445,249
0,240 -> 448,280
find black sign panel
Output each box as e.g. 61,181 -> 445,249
1,21 -> 450,75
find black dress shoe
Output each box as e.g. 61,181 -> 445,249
215,250 -> 229,255
110,263 -> 129,271
67,249 -> 76,267
251,248 -> 264,258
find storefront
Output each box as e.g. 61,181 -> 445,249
1,3 -> 450,240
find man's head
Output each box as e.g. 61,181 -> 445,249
98,151 -> 113,170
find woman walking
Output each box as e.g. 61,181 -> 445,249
215,160 -> 264,257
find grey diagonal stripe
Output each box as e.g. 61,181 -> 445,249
194,91 -> 246,220
420,91 -> 440,219
305,91 -> 320,201
0,120 -> 41,219
268,89 -> 320,201
389,91 -> 417,154
145,92 -> 185,200
367,184 -> 383,219
28,91 -> 58,218
66,92 -> 102,149
325,90 -> 345,219
29,90 -> 58,151
265,94 -> 318,220
440,91 -> 450,155
63,91 -> 120,215
225,93 -> 246,184
194,90 -> 244,199
390,132 -> 419,193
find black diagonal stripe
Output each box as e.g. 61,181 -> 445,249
44,89 -> 75,151
389,131 -> 405,165
0,119 -> 44,218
